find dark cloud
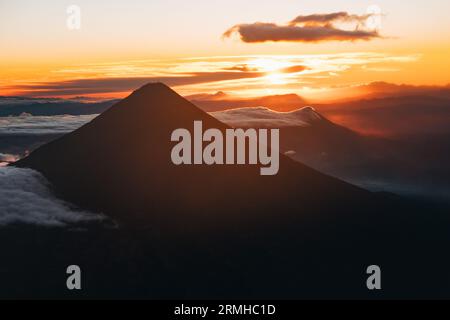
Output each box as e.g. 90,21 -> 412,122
289,12 -> 370,25
223,64 -> 307,73
5,71 -> 264,97
281,65 -> 309,73
223,12 -> 380,43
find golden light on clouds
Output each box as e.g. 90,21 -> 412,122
248,58 -> 291,72
1,0 -> 450,100
0,52 -> 426,100
265,73 -> 288,85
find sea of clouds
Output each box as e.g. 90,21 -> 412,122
0,109 -> 321,227
210,106 -> 322,128
0,166 -> 105,227
1,109 -> 315,227
0,114 -> 97,135
0,113 -> 103,227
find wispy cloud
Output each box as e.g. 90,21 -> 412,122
1,53 -> 418,98
3,72 -> 263,97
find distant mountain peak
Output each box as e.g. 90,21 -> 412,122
213,91 -> 227,98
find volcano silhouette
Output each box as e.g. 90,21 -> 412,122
8,83 -> 450,299
15,83 -> 372,228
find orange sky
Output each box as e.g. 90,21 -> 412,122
1,0 -> 450,100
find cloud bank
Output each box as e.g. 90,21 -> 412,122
0,153 -> 19,162
223,11 -> 380,43
3,72 -> 264,98
0,114 -> 97,163
0,114 -> 96,135
210,106 -> 322,128
0,167 -> 105,227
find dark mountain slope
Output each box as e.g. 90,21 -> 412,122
7,83 -> 450,299
15,83 -> 371,229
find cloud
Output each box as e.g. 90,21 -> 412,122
223,12 -> 380,43
0,97 -> 64,106
224,63 -> 307,74
0,114 -> 96,135
281,65 -> 309,73
210,106 -> 322,128
0,167 -> 106,227
0,114 -> 96,161
224,64 -> 259,72
0,153 -> 19,163
4,71 -> 264,97
4,53 -> 417,98
0,96 -> 117,117
284,150 -> 297,156
289,12 -> 370,26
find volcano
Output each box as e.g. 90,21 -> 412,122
15,83 -> 373,228
8,83 -> 450,299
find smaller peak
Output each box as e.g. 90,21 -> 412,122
299,106 -> 316,112
291,106 -> 317,115
213,91 -> 227,98
291,106 -> 323,121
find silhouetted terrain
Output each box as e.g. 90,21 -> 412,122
0,134 -> 61,158
315,95 -> 450,137
191,92 -> 307,112
2,83 -> 450,299
16,83 -> 371,227
211,106 -> 450,201
190,86 -> 450,138
348,81 -> 450,101
2,102 -> 449,200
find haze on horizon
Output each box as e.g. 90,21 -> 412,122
1,0 -> 450,100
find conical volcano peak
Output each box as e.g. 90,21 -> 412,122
15,84 -> 370,227
132,82 -> 175,96
124,82 -> 186,105
99,82 -> 211,124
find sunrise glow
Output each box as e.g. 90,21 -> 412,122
1,0 -> 449,100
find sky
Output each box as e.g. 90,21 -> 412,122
1,0 -> 450,99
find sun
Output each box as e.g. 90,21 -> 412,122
247,58 -> 291,85
249,58 -> 291,72
265,73 -> 288,85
